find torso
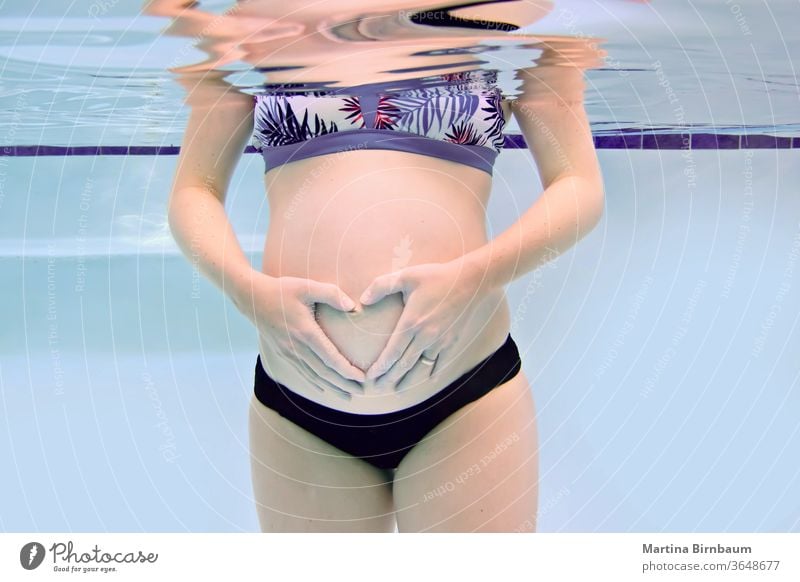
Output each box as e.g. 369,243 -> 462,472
257,100 -> 513,414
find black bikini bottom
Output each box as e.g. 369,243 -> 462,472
253,333 -> 521,471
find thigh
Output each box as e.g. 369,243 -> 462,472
248,395 -> 396,532
392,370 -> 539,532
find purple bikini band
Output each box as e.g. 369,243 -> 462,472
259,129 -> 499,175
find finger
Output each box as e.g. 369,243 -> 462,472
430,342 -> 455,379
286,358 -> 325,393
420,347 -> 440,362
293,355 -> 353,401
284,341 -> 357,399
373,339 -> 416,392
295,343 -> 365,395
391,342 -> 442,393
394,362 -> 418,393
305,282 -> 357,312
273,343 -> 330,395
375,337 -> 432,392
359,272 -> 406,306
302,326 -> 366,382
365,323 -> 416,380
425,352 -> 440,377
417,348 -> 440,377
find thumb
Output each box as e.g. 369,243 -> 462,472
360,272 -> 406,306
305,282 -> 357,312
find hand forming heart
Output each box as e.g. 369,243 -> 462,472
358,256 -> 489,390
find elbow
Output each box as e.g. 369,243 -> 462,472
587,184 -> 605,232
166,195 -> 179,239
166,195 -> 194,260
166,189 -> 187,243
573,175 -> 605,237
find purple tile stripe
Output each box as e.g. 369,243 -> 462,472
1,134 -> 797,157
1,145 -> 183,156
642,134 -> 691,149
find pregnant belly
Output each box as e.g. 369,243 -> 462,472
258,173 -> 510,412
314,294 -> 405,374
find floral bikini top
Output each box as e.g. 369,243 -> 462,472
250,69 -> 508,175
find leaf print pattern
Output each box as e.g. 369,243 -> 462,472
445,120 -> 482,146
383,92 -> 480,138
252,70 -> 507,155
481,91 -> 507,151
340,96 -> 365,128
374,95 -> 402,129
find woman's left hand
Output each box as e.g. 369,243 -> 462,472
358,256 -> 489,389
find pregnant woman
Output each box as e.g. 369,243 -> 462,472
168,54 -> 604,531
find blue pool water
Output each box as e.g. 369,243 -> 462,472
1,0 -> 799,532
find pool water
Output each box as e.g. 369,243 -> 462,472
1,0 -> 799,532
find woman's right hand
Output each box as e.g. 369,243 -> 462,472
232,270 -> 366,399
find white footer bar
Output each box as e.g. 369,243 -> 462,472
2,533 -> 798,581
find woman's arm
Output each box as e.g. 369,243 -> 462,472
465,62 -> 605,294
167,72 -> 366,388
167,72 -> 256,302
358,61 -> 605,383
